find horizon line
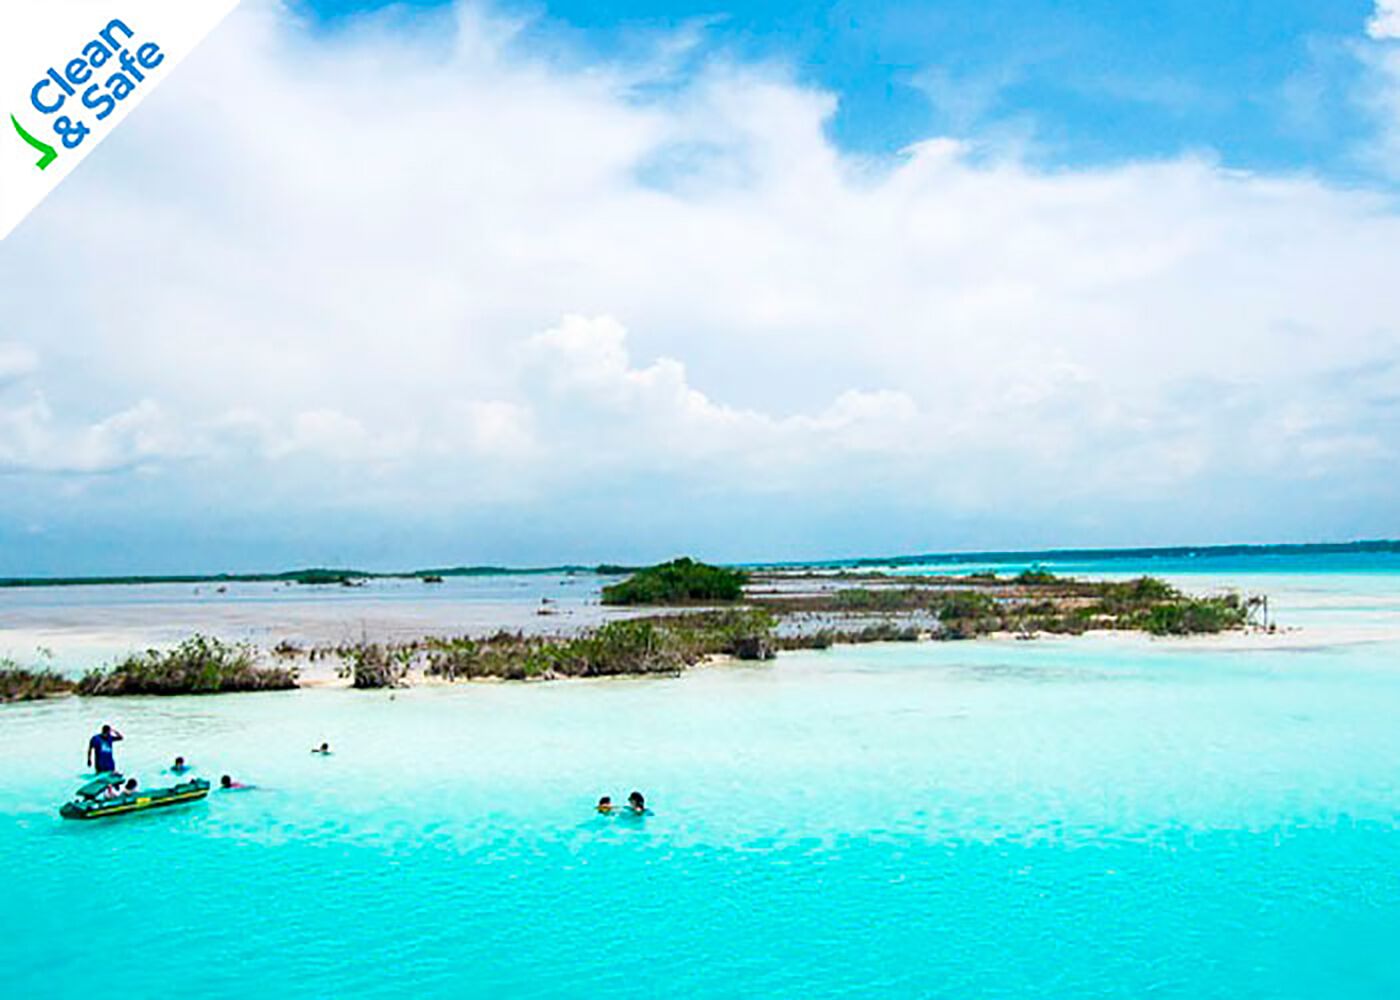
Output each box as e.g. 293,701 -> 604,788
0,538 -> 1396,589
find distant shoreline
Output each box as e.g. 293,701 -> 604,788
1,539 -> 1396,590
0,565 -> 624,589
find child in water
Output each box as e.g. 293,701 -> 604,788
108,777 -> 138,797
595,792 -> 649,816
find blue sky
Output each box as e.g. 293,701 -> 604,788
307,0 -> 1379,174
1,0 -> 1399,574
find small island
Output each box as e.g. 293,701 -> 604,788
0,556 -> 1268,701
601,557 -> 749,605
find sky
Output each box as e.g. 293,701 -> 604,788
1,0 -> 1399,573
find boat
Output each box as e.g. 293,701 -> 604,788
60,773 -> 211,820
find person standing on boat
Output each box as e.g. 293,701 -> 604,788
87,724 -> 123,773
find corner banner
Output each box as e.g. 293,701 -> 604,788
0,1 -> 241,241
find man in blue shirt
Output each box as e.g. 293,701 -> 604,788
87,724 -> 123,773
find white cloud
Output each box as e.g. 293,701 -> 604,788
1363,2 -> 1400,175
1370,1 -> 1400,40
0,395 -> 185,474
0,0 -> 1398,558
448,399 -> 537,458
527,314 -> 751,434
0,344 -> 38,384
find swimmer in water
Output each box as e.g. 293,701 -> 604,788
311,742 -> 331,755
171,756 -> 190,774
596,796 -> 614,814
219,774 -> 250,790
627,790 -> 646,814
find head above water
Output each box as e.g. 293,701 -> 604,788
598,796 -> 611,807
124,778 -> 137,791
319,742 -> 329,752
174,756 -> 185,767
220,775 -> 232,788
628,791 -> 644,809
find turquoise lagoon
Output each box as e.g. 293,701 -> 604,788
3,556 -> 1400,997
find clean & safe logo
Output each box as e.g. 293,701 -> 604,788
0,1 -> 241,242
11,18 -> 167,171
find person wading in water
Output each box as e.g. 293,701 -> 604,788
87,724 -> 123,774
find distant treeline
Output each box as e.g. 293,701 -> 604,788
0,565 -> 633,589
755,539 -> 1400,571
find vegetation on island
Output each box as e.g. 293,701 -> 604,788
777,621 -> 924,650
343,641 -> 417,689
754,574 -> 1258,640
600,558 -> 749,605
1139,594 -> 1253,636
286,569 -> 366,586
424,621 -> 685,681
339,610 -> 777,687
0,552 -> 1268,701
0,660 -> 75,702
77,635 -> 298,695
333,573 -> 1254,688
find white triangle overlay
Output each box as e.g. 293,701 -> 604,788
0,0 -> 241,241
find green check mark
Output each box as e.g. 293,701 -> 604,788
11,114 -> 57,170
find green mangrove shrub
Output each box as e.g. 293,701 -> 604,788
601,558 -> 748,605
78,635 -> 297,695
422,611 -> 778,680
426,636 -> 482,679
348,642 -> 414,689
1095,576 -> 1179,613
0,660 -> 74,702
1140,594 -> 1251,636
832,588 -> 919,612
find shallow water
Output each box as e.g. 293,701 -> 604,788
0,573 -> 628,672
4,555 -> 1400,997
